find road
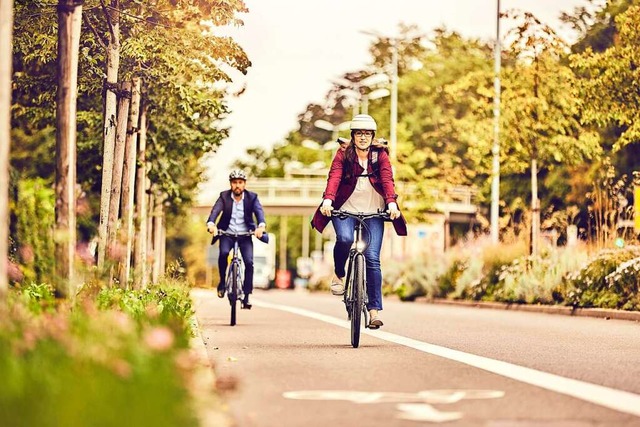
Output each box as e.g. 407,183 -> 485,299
192,287 -> 640,427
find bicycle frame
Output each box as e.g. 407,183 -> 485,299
218,230 -> 253,326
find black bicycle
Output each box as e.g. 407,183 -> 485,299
218,230 -> 253,326
332,209 -> 390,348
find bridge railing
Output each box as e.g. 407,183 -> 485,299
251,178 -> 326,204
250,178 -> 478,208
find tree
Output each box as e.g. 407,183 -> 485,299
0,0 -> 13,297
453,11 -> 602,254
11,0 -> 251,286
570,6 -> 640,152
54,0 -> 83,295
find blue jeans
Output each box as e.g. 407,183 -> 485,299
331,216 -> 385,311
218,235 -> 254,295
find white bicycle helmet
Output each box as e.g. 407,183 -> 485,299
350,114 -> 377,131
228,169 -> 247,181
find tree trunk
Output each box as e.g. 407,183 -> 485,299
97,1 -> 120,268
152,195 -> 163,284
531,157 -> 540,257
147,191 -> 154,285
54,0 -> 83,297
134,103 -> 149,288
0,0 -> 13,299
106,81 -> 130,281
118,77 -> 141,287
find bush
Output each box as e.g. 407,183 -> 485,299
461,242 -> 527,301
0,304 -> 198,427
490,248 -> 589,304
93,279 -> 194,347
563,246 -> 640,309
9,282 -> 57,315
383,254 -> 447,301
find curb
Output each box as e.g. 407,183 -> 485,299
419,298 -> 640,322
189,314 -> 232,427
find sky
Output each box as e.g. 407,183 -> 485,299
198,0 -> 593,202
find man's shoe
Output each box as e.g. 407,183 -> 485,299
330,275 -> 345,296
368,310 -> 383,329
217,284 -> 225,299
241,296 -> 252,310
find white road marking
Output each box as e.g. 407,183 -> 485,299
254,299 -> 640,418
283,389 -> 503,423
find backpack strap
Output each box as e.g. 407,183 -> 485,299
370,149 -> 379,177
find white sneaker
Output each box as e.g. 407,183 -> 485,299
369,310 -> 383,329
330,275 -> 345,296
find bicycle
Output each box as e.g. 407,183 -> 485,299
217,230 -> 254,326
331,209 -> 390,348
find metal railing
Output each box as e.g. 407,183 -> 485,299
250,178 -> 477,208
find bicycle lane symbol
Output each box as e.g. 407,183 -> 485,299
283,389 -> 505,423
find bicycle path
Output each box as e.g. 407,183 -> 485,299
190,287 -> 640,427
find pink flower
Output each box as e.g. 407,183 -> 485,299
144,327 -> 174,351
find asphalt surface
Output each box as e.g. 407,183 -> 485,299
192,287 -> 640,427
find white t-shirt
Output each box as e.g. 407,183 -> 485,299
341,158 -> 385,213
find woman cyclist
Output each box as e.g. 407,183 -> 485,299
311,114 -> 407,329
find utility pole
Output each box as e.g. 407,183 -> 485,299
54,0 -> 83,296
490,0 -> 501,244
0,0 -> 13,299
389,39 -> 398,164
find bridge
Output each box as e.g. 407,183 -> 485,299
194,175 -> 479,287
194,177 -> 478,218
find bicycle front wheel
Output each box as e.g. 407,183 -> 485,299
229,262 -> 239,326
350,253 -> 365,348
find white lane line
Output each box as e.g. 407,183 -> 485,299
253,299 -> 640,418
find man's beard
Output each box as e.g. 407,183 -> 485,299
233,188 -> 243,196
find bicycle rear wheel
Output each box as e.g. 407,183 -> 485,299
350,253 -> 365,348
229,262 -> 239,326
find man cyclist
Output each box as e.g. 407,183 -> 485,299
207,170 -> 267,309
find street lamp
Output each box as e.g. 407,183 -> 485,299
361,87 -> 390,115
361,30 -> 399,164
491,0 -> 501,244
314,119 -> 351,142
334,73 -> 389,116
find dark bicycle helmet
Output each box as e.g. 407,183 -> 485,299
228,169 -> 247,181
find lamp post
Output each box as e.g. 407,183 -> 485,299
334,73 -> 389,116
490,0 -> 501,244
314,119 -> 351,143
361,30 -> 399,164
361,87 -> 390,115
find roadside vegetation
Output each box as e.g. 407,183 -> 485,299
3,0 -> 640,425
0,278 -> 203,426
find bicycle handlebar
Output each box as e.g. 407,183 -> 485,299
217,230 -> 254,238
331,209 -> 391,221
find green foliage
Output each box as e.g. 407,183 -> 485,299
93,280 -> 194,346
11,0 -> 252,229
14,178 -> 55,284
563,246 -> 640,309
571,6 -> 640,151
491,249 -> 590,304
0,303 -> 198,427
603,256 -> 640,310
423,241 -> 528,301
383,255 -> 445,301
8,283 -> 57,315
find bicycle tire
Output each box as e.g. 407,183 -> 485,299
229,262 -> 238,326
350,253 -> 365,348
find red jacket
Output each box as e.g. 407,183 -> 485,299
311,147 -> 407,236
